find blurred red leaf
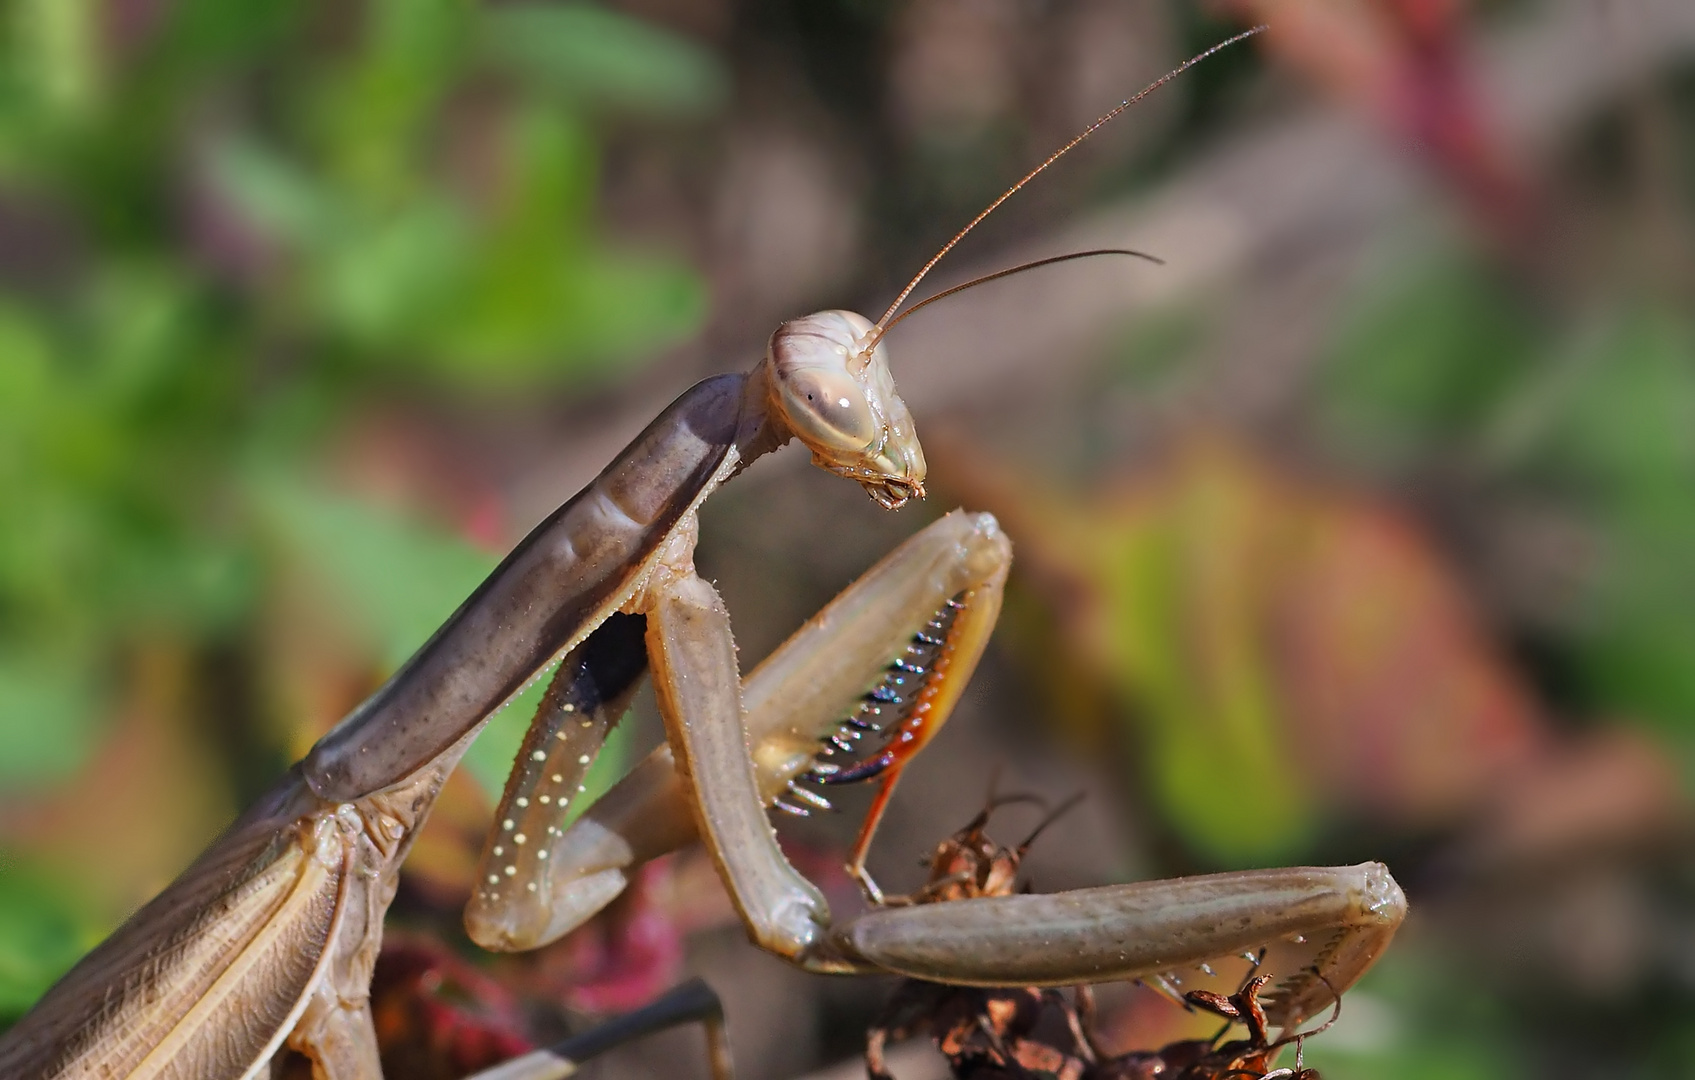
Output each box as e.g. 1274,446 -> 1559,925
1220,0 -> 1534,242
537,860 -> 686,1016
370,934 -> 534,1080
936,431 -> 1548,856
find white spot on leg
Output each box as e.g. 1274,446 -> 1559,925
537,850 -> 548,859
532,750 -> 547,761
487,875 -> 499,885
577,754 -> 590,765
493,846 -> 504,857
504,865 -> 517,877
514,833 -> 527,845
516,797 -> 529,808
502,819 -> 515,831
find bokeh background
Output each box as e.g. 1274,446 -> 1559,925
2,0 -> 1694,1077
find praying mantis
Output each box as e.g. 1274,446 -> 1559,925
0,29 -> 1406,1080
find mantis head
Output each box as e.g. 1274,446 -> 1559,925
760,27 -> 1262,512
766,309 -> 926,509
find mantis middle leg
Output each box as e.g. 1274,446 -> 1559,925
468,978 -> 732,1080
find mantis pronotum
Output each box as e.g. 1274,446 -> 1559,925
0,29 -> 1404,1080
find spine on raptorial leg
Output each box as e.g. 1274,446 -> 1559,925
301,375 -> 747,804
743,510 -> 1010,790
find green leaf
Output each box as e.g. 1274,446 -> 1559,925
1525,310 -> 1695,727
1541,309 -> 1695,490
311,0 -> 470,193
1097,494 -> 1314,862
428,246 -> 704,386
7,0 -> 102,124
1323,253 -> 1539,466
258,479 -> 493,671
0,304 -> 54,440
206,139 -> 343,248
0,659 -> 101,787
0,859 -> 106,1020
316,200 -> 470,349
480,3 -> 728,117
143,0 -> 300,75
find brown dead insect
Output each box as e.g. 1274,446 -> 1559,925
864,797 -> 1353,1080
1131,960 -> 1341,1080
865,788 -> 1094,1080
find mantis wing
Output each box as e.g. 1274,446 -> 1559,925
0,778 -> 347,1080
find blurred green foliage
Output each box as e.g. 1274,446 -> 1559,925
1089,461 -> 1315,860
1305,950 -> 1524,1080
0,0 -> 717,1015
0,861 -> 105,1019
1315,249 -> 1695,1076
1324,252 -> 1695,765
260,476 -> 636,806
0,0 -> 717,774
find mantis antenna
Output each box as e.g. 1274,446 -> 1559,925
876,248 -> 1163,337
859,24 -> 1269,355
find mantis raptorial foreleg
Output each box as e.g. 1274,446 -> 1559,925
465,612 -> 652,947
465,509 -> 1013,955
462,508 -> 1400,1016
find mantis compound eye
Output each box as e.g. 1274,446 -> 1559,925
778,365 -> 877,454
769,311 -> 882,455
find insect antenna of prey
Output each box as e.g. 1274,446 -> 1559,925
1016,790 -> 1087,856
